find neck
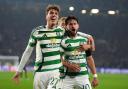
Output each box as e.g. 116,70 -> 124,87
46,23 -> 56,29
69,34 -> 76,38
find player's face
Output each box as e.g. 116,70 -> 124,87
58,21 -> 66,29
46,9 -> 59,25
66,19 -> 79,36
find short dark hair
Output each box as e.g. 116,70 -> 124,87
65,16 -> 79,25
46,4 -> 60,14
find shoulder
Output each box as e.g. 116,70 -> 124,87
61,36 -> 68,41
77,31 -> 93,38
61,36 -> 69,43
55,26 -> 65,33
31,25 -> 45,36
77,35 -> 88,40
34,25 -> 44,31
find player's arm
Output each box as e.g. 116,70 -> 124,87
13,45 -> 34,83
12,30 -> 36,83
78,43 -> 91,52
86,51 -> 99,88
17,46 -> 34,72
61,56 -> 80,72
77,37 -> 91,52
77,31 -> 95,51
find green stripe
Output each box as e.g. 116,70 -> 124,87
34,59 -> 61,66
29,42 -> 36,47
43,51 -> 60,57
35,68 -> 60,72
79,63 -> 87,67
60,52 -> 64,56
64,46 -> 78,51
54,28 -> 64,32
66,71 -> 88,76
31,35 -> 37,40
31,34 -> 63,41
37,36 -> 63,41
65,39 -> 86,44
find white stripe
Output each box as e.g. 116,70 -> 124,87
70,42 -> 80,46
68,59 -> 86,64
42,47 -> 60,53
80,67 -> 88,71
41,63 -> 62,70
40,39 -> 61,44
44,55 -> 60,61
65,51 -> 85,55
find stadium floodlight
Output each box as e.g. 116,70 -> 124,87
108,10 -> 116,15
81,9 -> 87,14
69,6 -> 75,11
90,9 -> 99,14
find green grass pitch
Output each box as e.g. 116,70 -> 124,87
0,72 -> 128,89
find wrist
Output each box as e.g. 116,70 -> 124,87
93,74 -> 98,78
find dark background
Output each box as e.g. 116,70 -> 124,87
0,0 -> 128,68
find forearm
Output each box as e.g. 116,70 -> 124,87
61,57 -> 69,68
61,57 -> 80,72
87,56 -> 99,87
17,45 -> 34,72
87,56 -> 97,74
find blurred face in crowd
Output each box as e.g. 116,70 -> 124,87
66,19 -> 79,37
58,17 -> 67,29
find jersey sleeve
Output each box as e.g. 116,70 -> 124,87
77,31 -> 89,38
17,30 -> 37,72
28,29 -> 37,47
17,45 -> 34,72
60,39 -> 65,56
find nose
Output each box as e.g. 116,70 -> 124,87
52,12 -> 57,16
71,25 -> 75,29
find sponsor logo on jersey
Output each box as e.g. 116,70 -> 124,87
72,49 -> 79,55
46,44 -> 60,48
69,55 -> 84,60
46,38 -> 60,48
50,38 -> 57,44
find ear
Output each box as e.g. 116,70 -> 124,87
77,24 -> 80,29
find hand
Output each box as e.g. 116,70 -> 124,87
68,63 -> 81,72
78,44 -> 91,52
91,77 -> 99,88
12,72 -> 21,84
87,36 -> 95,51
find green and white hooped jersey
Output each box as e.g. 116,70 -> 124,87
28,26 -> 64,72
61,35 -> 89,77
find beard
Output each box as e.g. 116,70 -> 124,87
67,29 -> 77,37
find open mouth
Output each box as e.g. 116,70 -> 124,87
71,29 -> 76,32
51,19 -> 56,21
51,16 -> 57,20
